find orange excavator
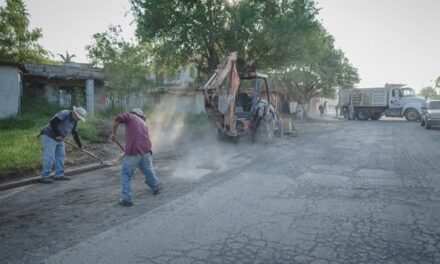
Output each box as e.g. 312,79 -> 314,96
202,52 -> 284,143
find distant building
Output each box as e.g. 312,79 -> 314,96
0,61 -> 202,120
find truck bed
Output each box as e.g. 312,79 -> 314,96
340,88 -> 388,107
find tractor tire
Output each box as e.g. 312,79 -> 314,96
274,118 -> 284,138
404,108 -> 420,122
255,117 -> 274,144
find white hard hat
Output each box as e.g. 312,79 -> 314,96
73,106 -> 87,121
130,108 -> 146,120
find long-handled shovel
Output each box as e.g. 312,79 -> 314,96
113,139 -> 125,152
64,140 -> 104,164
112,139 -> 125,163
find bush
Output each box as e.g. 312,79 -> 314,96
185,113 -> 209,125
21,97 -> 63,119
97,105 -> 125,118
77,116 -> 113,143
77,118 -> 99,142
0,116 -> 36,130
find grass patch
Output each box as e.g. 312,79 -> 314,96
0,98 -> 60,172
0,130 -> 42,171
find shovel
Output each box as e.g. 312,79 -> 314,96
112,138 -> 125,163
64,140 -> 105,164
113,138 -> 125,152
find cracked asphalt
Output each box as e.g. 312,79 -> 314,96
2,119 -> 440,263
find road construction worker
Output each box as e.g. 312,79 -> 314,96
39,106 -> 87,183
111,108 -> 161,207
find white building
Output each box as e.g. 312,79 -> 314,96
0,62 -> 26,119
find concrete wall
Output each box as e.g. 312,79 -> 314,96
158,92 -> 205,114
43,84 -> 59,104
110,91 -> 205,114
94,84 -> 107,111
0,66 -> 21,119
41,80 -> 106,113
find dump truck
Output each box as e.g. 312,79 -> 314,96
339,85 -> 425,121
201,52 -> 284,142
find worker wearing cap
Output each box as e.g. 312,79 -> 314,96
111,108 -> 161,207
39,106 -> 87,183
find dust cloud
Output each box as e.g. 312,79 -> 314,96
147,93 -> 247,181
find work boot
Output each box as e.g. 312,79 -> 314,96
54,176 -> 72,181
39,177 -> 54,184
119,199 -> 133,207
153,183 -> 162,195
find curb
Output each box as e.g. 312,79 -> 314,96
0,161 -> 118,191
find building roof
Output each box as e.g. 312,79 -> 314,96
24,63 -> 105,81
0,61 -> 27,73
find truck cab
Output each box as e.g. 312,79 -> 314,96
386,87 -> 425,121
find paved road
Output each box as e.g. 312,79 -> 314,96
3,119 -> 440,263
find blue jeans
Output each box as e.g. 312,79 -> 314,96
120,153 -> 160,202
41,135 -> 65,177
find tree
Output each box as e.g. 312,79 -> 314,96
272,26 -> 359,104
86,25 -> 154,108
58,51 -> 76,64
0,0 -> 49,63
419,86 -> 438,99
131,0 -> 320,75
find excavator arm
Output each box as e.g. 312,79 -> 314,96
202,52 -> 240,136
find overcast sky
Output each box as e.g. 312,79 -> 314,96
2,0 -> 439,90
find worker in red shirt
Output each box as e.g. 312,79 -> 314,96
111,108 -> 161,206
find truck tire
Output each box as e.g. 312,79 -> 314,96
343,108 -> 349,120
420,120 -> 425,126
358,109 -> 369,121
370,113 -> 382,120
404,108 -> 420,122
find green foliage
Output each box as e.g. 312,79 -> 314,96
21,96 -> 63,119
0,0 -> 50,63
96,105 -> 126,118
0,116 -> 35,130
77,118 -> 99,142
0,97 -> 108,171
131,0 -> 321,74
0,96 -> 62,130
86,25 -> 154,107
271,27 -> 359,102
58,51 -> 76,63
0,129 -> 42,171
131,0 -> 359,103
419,86 -> 439,100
